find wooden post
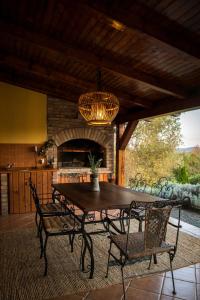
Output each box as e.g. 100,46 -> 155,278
115,124 -> 126,186
115,121 -> 139,186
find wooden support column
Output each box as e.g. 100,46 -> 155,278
115,121 -> 139,186
116,124 -> 126,186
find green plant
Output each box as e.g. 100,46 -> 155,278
188,174 -> 200,184
88,152 -> 102,175
173,165 -> 189,183
38,139 -> 55,156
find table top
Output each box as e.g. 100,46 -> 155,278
52,182 -> 164,212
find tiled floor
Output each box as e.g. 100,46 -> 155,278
50,265 -> 200,300
0,213 -> 200,300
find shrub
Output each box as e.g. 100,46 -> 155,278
173,165 -> 189,183
188,174 -> 200,184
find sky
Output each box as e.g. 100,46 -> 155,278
180,109 -> 200,148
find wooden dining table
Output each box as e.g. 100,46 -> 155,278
52,182 -> 166,278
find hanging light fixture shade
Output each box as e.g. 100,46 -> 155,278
79,91 -> 119,125
78,69 -> 119,126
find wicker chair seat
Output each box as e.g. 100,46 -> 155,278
43,215 -> 79,234
110,232 -> 174,259
130,208 -> 145,218
40,203 -> 64,215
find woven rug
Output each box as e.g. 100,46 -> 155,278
0,222 -> 200,300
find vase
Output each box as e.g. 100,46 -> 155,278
90,174 -> 100,191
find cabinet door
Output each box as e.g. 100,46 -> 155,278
9,171 -> 31,214
9,171 -> 54,214
34,171 -> 54,205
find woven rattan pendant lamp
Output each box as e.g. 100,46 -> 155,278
78,69 -> 119,126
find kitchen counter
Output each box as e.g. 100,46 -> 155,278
0,167 -> 57,173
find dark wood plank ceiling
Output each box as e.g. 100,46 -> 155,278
0,0 -> 199,123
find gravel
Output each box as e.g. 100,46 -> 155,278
171,207 -> 200,228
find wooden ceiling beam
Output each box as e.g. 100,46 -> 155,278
0,66 -> 81,102
84,0 -> 200,60
0,21 -> 188,99
0,54 -> 151,109
0,71 -> 78,102
118,120 -> 139,150
117,96 -> 200,124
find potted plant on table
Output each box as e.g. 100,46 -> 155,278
88,152 -> 103,191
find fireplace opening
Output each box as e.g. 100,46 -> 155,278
57,139 -> 106,168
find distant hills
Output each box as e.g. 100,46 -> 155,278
177,147 -> 196,153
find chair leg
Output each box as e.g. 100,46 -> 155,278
169,252 -> 176,294
121,265 -> 126,300
148,255 -> 152,270
39,224 -> 43,258
79,235 -> 88,273
153,254 -> 157,264
105,241 -> 112,278
37,217 -> 42,238
43,235 -> 49,276
138,219 -> 142,232
35,211 -> 38,234
69,234 -> 73,252
71,232 -> 76,252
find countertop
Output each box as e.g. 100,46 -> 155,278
0,167 -> 57,173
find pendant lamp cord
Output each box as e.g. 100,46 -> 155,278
96,68 -> 102,91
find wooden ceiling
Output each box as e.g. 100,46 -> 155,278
0,0 -> 200,123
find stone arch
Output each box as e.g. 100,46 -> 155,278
54,127 -> 111,147
52,127 -> 113,170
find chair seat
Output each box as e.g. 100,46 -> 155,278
43,215 -> 79,234
40,203 -> 65,215
131,208 -> 145,219
110,232 -> 174,259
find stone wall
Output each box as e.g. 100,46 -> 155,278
47,97 -> 115,172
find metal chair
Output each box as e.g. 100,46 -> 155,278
29,178 -> 68,236
30,182 -> 82,276
105,202 -> 179,300
128,179 -> 175,232
39,207 -> 80,276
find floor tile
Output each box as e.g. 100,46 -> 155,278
196,268 -> 200,284
196,263 -> 200,269
85,284 -> 125,300
188,264 -> 196,268
162,277 -> 196,300
165,266 -> 196,282
129,274 -> 164,294
160,295 -> 184,300
126,287 -> 160,300
46,292 -> 87,300
197,284 -> 200,299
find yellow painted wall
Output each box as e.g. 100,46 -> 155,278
0,82 -> 47,143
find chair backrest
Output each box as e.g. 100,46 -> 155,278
144,206 -> 172,249
28,177 -> 40,210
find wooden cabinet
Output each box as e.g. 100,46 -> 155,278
3,169 -> 108,214
8,170 -> 54,214
57,172 -> 108,183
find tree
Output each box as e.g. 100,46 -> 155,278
183,145 -> 200,177
125,116 -> 182,184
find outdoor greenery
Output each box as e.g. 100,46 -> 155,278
125,116 -> 182,184
173,165 -> 189,184
173,146 -> 200,184
125,115 -> 200,209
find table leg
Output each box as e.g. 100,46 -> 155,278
80,214 -> 95,279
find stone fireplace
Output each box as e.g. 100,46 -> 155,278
57,139 -> 106,168
47,97 -> 115,177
